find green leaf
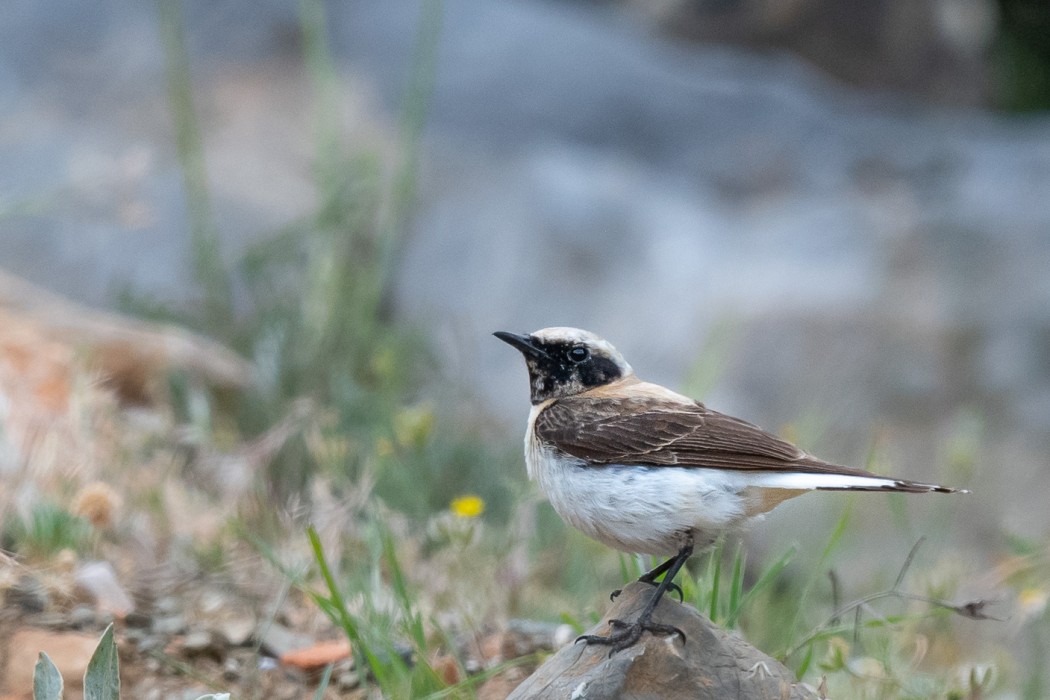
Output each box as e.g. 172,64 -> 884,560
33,652 -> 64,700
83,624 -> 119,700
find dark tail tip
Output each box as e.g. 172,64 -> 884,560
893,480 -> 970,494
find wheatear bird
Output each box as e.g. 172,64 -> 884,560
495,326 -> 966,652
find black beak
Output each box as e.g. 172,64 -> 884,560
493,331 -> 549,360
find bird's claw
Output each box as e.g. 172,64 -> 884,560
576,616 -> 685,654
633,579 -> 684,602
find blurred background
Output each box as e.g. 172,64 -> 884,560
2,0 -> 1050,696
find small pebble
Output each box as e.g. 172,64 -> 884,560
69,605 -> 96,629
152,615 -> 187,636
336,671 -> 361,691
138,635 -> 167,654
125,610 -> 152,628
222,656 -> 241,682
181,629 -> 230,661
156,596 -> 180,615
8,575 -> 48,613
37,612 -> 71,630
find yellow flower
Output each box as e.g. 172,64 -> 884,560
450,495 -> 484,519
1018,587 -> 1049,619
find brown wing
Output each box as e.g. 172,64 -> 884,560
534,394 -> 870,475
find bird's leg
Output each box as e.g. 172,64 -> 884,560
580,543 -> 693,653
609,553 -> 684,602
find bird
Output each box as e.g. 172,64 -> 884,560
494,326 -> 967,652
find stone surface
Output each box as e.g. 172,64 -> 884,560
278,639 -> 352,671
74,560 -> 134,617
0,627 -> 99,695
180,629 -> 230,661
5,574 -> 48,614
506,583 -> 815,700
0,271 -> 252,405
259,622 -> 317,659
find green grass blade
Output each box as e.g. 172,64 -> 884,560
818,501 -> 852,568
83,624 -> 119,700
786,501 -> 852,644
708,539 -> 724,621
306,526 -> 389,686
33,652 -> 63,700
312,664 -> 334,700
728,541 -> 745,622
725,544 -> 797,628
795,642 -> 814,678
381,527 -> 424,647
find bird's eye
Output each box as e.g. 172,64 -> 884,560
568,346 -> 590,363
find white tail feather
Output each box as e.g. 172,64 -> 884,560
743,472 -> 965,493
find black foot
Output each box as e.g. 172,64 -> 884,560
576,616 -> 685,653
582,543 -> 695,654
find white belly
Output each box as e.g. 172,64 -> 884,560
525,438 -> 750,556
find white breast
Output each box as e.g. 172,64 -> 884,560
524,404 -> 751,556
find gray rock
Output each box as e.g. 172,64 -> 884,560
151,614 -> 187,636
222,656 -> 241,682
335,670 -> 360,691
215,616 -> 255,647
155,596 -> 181,616
73,560 -> 134,617
69,604 -> 96,629
181,629 -> 230,661
137,635 -> 167,655
34,612 -> 67,629
507,582 -> 816,700
125,610 -> 152,629
7,574 -> 48,613
258,622 -> 316,659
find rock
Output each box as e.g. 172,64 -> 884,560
477,667 -> 530,700
6,574 -> 48,613
258,622 -> 316,659
505,582 -> 816,700
180,629 -> 230,661
0,271 -> 253,405
125,610 -> 152,628
0,627 -> 99,695
278,639 -> 351,671
335,671 -> 360,691
215,615 -> 255,647
506,619 -> 565,653
155,596 -> 180,616
430,651 -> 462,686
74,560 -> 134,617
69,604 -> 96,629
33,612 -> 68,630
136,634 -> 167,655
151,614 -> 187,636
222,656 -> 241,682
